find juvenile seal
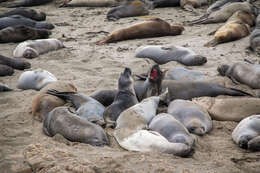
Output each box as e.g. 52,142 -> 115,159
232,114 -> 260,150
0,8 -> 46,21
90,89 -> 117,107
13,38 -> 65,59
204,10 -> 255,47
161,80 -> 252,104
136,45 -> 207,66
193,96 -> 260,122
46,90 -> 106,126
43,106 -> 109,146
180,0 -> 208,13
103,67 -> 138,127
168,99 -> 212,135
249,14 -> 260,54
59,0 -> 119,7
17,69 -> 57,90
0,54 -> 31,70
96,18 -> 184,44
6,0 -> 53,8
149,0 -> 180,7
0,25 -> 51,43
0,15 -> 54,30
107,0 -> 149,20
0,64 -> 14,76
0,83 -> 13,92
32,81 -> 77,121
218,62 -> 260,89
164,67 -> 206,81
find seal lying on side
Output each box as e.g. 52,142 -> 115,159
136,45 -> 207,66
161,80 -> 252,104
17,69 -> 57,90
0,8 -> 46,21
149,0 -> 180,8
249,14 -> 260,54
180,0 -> 208,13
164,67 -> 206,81
32,81 -> 77,121
43,106 -> 109,146
59,0 -> 119,7
232,114 -> 260,151
46,90 -> 106,126
0,54 -> 31,70
0,15 -> 54,30
107,0 -> 149,20
13,38 -> 65,59
193,96 -> 260,122
103,67 -> 138,128
6,0 -> 53,8
204,10 -> 255,47
96,18 -> 184,44
218,62 -> 260,89
0,83 -> 13,92
0,64 -> 14,76
168,99 -> 212,135
0,25 -> 51,43
90,89 -> 117,107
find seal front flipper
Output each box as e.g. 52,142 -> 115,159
0,83 -> 13,92
204,38 -> 219,47
248,136 -> 260,151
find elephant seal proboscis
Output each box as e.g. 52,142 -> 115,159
0,54 -> 31,70
90,89 -> 117,107
164,67 -> 206,81
13,38 -> 65,59
107,0 -> 149,20
232,114 -> 260,150
0,25 -> 51,43
96,18 -> 184,44
6,0 -> 53,8
17,69 -> 57,90
32,81 -> 77,121
46,90 -> 106,126
168,99 -> 212,135
0,64 -> 14,76
0,8 -> 46,21
0,83 -> 13,92
59,0 -> 119,7
136,45 -> 207,66
103,67 -> 138,128
43,106 -> 109,146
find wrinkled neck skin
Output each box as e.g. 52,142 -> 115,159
118,82 -> 136,97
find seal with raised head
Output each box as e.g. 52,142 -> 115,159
164,67 -> 206,81
249,14 -> 260,54
0,64 -> 14,76
0,54 -> 31,70
232,114 -> 260,151
168,99 -> 212,135
13,38 -> 65,59
218,62 -> 260,89
0,83 -> 13,92
107,0 -> 149,20
6,0 -> 53,8
0,25 -> 51,43
59,0 -> 119,7
136,45 -> 207,66
0,15 -> 54,30
161,80 -> 252,104
96,18 -> 184,44
204,10 -> 255,47
32,81 -> 77,121
0,8 -> 46,21
103,67 -> 138,128
46,90 -> 106,126
17,69 -> 57,90
43,106 -> 109,146
90,89 -> 117,107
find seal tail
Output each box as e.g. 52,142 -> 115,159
204,38 -> 219,47
226,88 -> 253,97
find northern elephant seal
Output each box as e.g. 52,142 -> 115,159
136,45 -> 207,66
232,114 -> 260,150
0,54 -> 31,70
107,0 -> 149,20
249,14 -> 260,54
103,67 -> 138,128
0,64 -> 14,76
59,0 -> 119,7
43,106 -> 109,146
149,0 -> 180,7
32,81 -> 77,121
17,69 -> 57,90
96,18 -> 184,44
0,83 -> 13,92
218,62 -> 260,89
46,90 -> 106,126
90,89 -> 117,107
164,67 -> 206,81
13,38 -> 65,59
180,0 -> 208,13
168,99 -> 212,135
6,0 -> 53,8
0,8 -> 46,21
0,25 -> 51,43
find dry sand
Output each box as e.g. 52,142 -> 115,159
1,1 -> 260,173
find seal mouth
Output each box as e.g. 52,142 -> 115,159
123,67 -> 132,76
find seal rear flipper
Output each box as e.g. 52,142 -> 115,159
248,136 -> 260,151
95,36 -> 112,45
182,4 -> 198,15
204,38 -> 219,47
227,87 -> 253,97
187,14 -> 209,25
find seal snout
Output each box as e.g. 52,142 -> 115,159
239,136 -> 250,149
123,67 -> 132,76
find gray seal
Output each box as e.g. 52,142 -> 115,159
168,99 -> 212,136
0,83 -> 13,92
43,106 -> 109,146
232,114 -> 260,151
46,90 -> 106,126
135,45 -> 207,66
6,0 -> 53,8
0,8 -> 46,21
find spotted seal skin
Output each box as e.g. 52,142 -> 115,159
0,8 -> 46,21
13,38 -> 65,59
232,114 -> 260,151
6,0 -> 53,8
136,45 -> 207,66
43,106 -> 109,146
0,83 -> 13,92
17,69 -> 57,90
0,54 -> 31,70
46,90 -> 106,126
0,25 -> 51,43
167,99 -> 212,136
103,67 -> 138,128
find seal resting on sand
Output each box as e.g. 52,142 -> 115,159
0,8 -> 46,21
5,0 -> 53,8
0,83 -> 13,92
